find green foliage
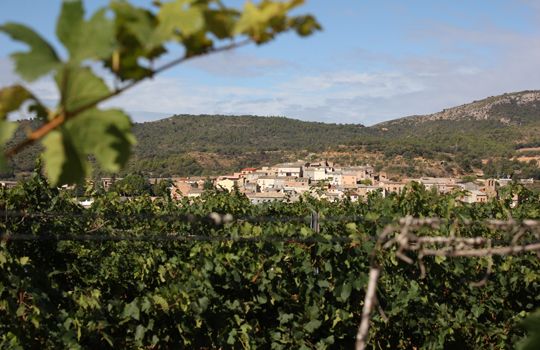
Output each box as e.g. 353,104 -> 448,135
0,0 -> 320,185
151,179 -> 173,198
483,158 -> 540,179
518,309 -> 540,350
56,1 -> 115,63
0,121 -> 17,169
0,175 -> 538,348
112,173 -> 152,196
0,23 -> 60,81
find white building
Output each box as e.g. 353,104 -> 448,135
274,162 -> 304,177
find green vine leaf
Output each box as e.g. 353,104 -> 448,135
111,1 -> 156,45
55,66 -> 110,113
0,121 -> 17,169
108,1 -> 166,81
56,0 -> 115,63
42,129 -> 88,185
204,8 -> 239,40
0,85 -> 32,118
150,0 -> 205,48
234,0 -> 302,43
65,108 -> 135,173
518,309 -> 540,350
0,85 -> 48,170
0,84 -> 48,120
41,108 -> 135,185
290,15 -> 322,37
0,23 -> 60,81
56,0 -> 84,47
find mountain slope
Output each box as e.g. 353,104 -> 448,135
378,90 -> 540,127
127,91 -> 540,177
365,90 -> 540,162
5,91 -> 540,179
133,115 -> 366,156
125,115 -> 369,176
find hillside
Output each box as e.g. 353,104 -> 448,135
379,90 -> 540,126
133,115 -> 366,155
5,91 -> 540,179
363,90 -> 540,176
124,115 -> 369,176
129,91 -> 540,178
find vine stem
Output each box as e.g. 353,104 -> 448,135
355,266 -> 381,350
5,39 -> 251,158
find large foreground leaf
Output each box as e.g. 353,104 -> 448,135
42,129 -> 87,185
41,108 -> 135,185
56,0 -> 115,63
0,23 -> 60,81
55,67 -> 110,113
66,108 -> 136,173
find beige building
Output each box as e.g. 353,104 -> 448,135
381,181 -> 406,194
283,178 -> 310,194
356,185 -> 382,198
460,190 -> 488,203
341,173 -> 358,188
170,180 -> 205,200
274,162 -> 304,177
257,176 -> 278,191
328,172 -> 343,186
411,177 -> 457,193
246,191 -> 288,204
216,176 -> 243,192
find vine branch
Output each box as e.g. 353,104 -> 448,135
5,39 -> 251,158
355,217 -> 540,350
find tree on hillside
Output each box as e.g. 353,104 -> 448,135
0,0 -> 320,185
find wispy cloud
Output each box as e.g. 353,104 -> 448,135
0,58 -> 17,86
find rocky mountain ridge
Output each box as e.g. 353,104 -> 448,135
378,90 -> 540,127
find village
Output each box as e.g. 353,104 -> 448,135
139,160 -> 531,204
1,160 -> 531,205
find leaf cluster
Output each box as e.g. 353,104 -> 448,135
0,0 -> 321,185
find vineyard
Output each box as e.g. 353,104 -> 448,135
0,172 -> 539,349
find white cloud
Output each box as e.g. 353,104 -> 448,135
0,58 -> 18,86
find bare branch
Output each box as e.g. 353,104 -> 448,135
355,217 -> 540,349
355,266 -> 381,350
420,243 -> 540,257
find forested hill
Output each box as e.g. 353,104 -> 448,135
133,115 -> 367,154
124,91 -> 540,177
371,90 -> 540,153
120,115 -> 369,176
6,90 -> 540,178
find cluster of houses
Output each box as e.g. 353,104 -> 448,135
1,160 -> 531,206
143,160 -> 525,205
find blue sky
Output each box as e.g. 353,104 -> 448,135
1,0 -> 540,125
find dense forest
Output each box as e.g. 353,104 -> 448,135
0,172 -> 538,348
